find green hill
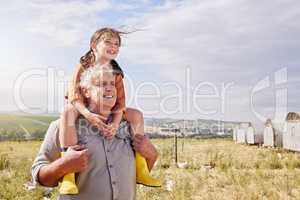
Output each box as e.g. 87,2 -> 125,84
0,114 -> 58,141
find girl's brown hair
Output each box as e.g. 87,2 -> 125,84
80,27 -> 123,69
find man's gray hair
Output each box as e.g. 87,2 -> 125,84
79,63 -> 114,89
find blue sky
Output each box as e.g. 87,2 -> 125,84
1,0 -> 300,129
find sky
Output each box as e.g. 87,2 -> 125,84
1,0 -> 300,130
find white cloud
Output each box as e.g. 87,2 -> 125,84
122,0 -> 300,73
25,0 -> 111,46
1,0 -> 299,124
119,0 -> 300,122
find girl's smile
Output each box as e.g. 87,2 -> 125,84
94,36 -> 120,63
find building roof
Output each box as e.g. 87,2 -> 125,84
285,112 -> 300,122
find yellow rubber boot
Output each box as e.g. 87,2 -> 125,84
59,152 -> 79,194
136,152 -> 161,187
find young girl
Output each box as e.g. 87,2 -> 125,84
59,28 -> 161,194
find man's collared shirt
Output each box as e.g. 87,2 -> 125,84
32,117 -> 136,200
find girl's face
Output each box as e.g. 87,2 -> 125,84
94,35 -> 120,62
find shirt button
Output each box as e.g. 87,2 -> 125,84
109,164 -> 113,168
112,181 -> 116,185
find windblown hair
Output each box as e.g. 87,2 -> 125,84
79,63 -> 114,89
80,27 -> 124,70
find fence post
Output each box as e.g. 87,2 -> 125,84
174,133 -> 178,164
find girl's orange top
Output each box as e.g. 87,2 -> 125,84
67,61 -> 126,113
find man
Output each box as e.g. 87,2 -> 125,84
32,65 -> 159,200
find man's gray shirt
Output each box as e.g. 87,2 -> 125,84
32,117 -> 136,200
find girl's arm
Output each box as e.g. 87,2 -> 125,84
68,64 -> 108,127
106,74 -> 126,139
68,65 -> 92,118
68,64 -> 85,108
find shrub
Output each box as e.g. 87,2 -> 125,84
0,154 -> 9,170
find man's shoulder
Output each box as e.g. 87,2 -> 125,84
49,119 -> 61,129
41,119 -> 61,151
44,119 -> 61,139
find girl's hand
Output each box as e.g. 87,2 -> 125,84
103,123 -> 118,140
85,112 -> 109,132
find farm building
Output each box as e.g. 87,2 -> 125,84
246,123 -> 263,144
233,125 -> 238,142
236,122 -> 249,144
283,112 -> 300,151
263,119 -> 283,147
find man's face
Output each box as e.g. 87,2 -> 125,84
86,72 -> 117,110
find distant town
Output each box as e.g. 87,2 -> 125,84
144,118 -> 246,137
0,113 -> 249,140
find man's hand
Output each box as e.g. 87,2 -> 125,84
132,135 -> 158,171
61,145 -> 89,174
132,135 -> 158,160
38,144 -> 89,187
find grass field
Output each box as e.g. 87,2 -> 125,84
1,138 -> 300,200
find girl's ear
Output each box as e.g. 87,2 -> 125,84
82,88 -> 91,98
91,42 -> 97,52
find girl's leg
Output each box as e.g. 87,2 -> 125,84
59,103 -> 79,148
59,103 -> 79,194
125,108 -> 161,187
124,108 -> 144,136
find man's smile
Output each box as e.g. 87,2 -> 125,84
103,94 -> 114,99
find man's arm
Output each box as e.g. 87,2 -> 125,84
132,135 -> 159,171
31,121 -> 88,187
38,146 -> 89,187
38,157 -> 68,187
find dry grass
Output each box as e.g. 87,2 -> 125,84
0,141 -> 46,200
138,138 -> 300,200
1,139 -> 300,199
